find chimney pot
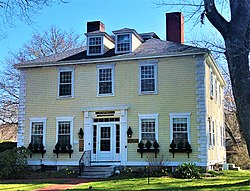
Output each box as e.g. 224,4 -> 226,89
166,12 -> 184,44
87,21 -> 105,33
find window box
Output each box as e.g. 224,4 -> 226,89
53,149 -> 73,158
29,149 -> 46,158
137,148 -> 159,158
169,148 -> 192,158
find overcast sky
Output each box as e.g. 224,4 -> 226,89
0,0 -> 218,71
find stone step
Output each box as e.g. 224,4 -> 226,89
83,166 -> 115,172
79,165 -> 115,179
82,171 -> 113,176
78,175 -> 109,179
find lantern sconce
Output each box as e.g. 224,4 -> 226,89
127,126 -> 133,138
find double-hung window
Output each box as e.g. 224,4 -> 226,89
139,114 -> 158,142
208,118 -> 215,147
170,113 -> 191,147
139,61 -> 158,94
30,118 -> 46,148
210,68 -> 214,98
88,36 -> 102,55
220,125 -> 225,147
116,34 -> 131,53
97,64 -> 115,96
58,68 -> 74,98
56,117 -> 74,147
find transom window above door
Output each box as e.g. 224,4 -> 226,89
97,64 -> 115,96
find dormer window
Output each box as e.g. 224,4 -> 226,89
113,28 -> 143,54
116,34 -> 131,53
88,36 -> 103,55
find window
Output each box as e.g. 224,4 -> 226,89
58,68 -> 74,98
30,118 -> 46,148
139,61 -> 158,94
208,118 -> 215,147
215,79 -> 218,101
139,114 -> 158,142
56,117 -> 74,147
170,113 -> 191,147
210,68 -> 214,98
220,125 -> 225,147
116,34 -> 131,53
219,85 -> 222,106
88,36 -> 102,55
97,64 -> 114,96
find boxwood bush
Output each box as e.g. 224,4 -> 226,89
0,147 -> 30,178
173,162 -> 203,179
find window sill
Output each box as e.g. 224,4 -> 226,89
57,96 -> 74,99
169,148 -> 192,158
53,149 -> 73,158
97,94 -> 115,97
139,92 -> 158,96
137,148 -> 159,158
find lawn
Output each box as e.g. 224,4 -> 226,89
0,179 -> 68,191
70,170 -> 250,191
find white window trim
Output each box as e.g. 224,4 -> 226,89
56,116 -> 74,145
115,33 -> 132,54
169,112 -> 191,144
138,60 -> 158,95
87,36 -> 104,56
57,67 -> 75,98
96,64 -> 115,97
138,114 -> 159,141
29,117 -> 47,149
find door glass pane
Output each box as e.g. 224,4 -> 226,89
101,127 -> 110,138
100,127 -> 111,151
100,140 -> 110,151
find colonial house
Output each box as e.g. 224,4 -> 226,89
16,12 -> 226,173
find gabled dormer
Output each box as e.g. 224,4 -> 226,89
85,21 -> 114,56
112,28 -> 144,54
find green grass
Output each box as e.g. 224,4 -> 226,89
0,179 -> 67,191
70,171 -> 250,191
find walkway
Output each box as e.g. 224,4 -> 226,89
35,178 -> 98,191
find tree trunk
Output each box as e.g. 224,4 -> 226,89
225,42 -> 250,156
205,0 -> 250,157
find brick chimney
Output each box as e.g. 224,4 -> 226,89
166,12 -> 184,44
87,21 -> 105,33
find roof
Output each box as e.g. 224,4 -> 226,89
15,38 -> 209,69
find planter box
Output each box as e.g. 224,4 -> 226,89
169,148 -> 192,158
137,148 -> 159,158
29,149 -> 46,158
53,149 -> 73,158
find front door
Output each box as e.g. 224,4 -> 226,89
97,124 -> 115,161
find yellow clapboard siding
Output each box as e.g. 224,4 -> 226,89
24,55 -> 201,163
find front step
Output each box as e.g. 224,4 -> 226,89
79,166 -> 115,179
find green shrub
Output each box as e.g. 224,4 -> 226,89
173,162 -> 203,179
0,147 -> 30,178
0,142 -> 17,153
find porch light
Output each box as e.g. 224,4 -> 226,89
127,126 -> 133,138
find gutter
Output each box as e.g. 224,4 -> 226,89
15,51 -> 208,69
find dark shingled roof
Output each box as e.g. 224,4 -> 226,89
16,38 -> 208,68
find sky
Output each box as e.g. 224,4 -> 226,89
0,0 -> 218,71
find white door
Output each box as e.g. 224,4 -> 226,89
97,124 -> 115,161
